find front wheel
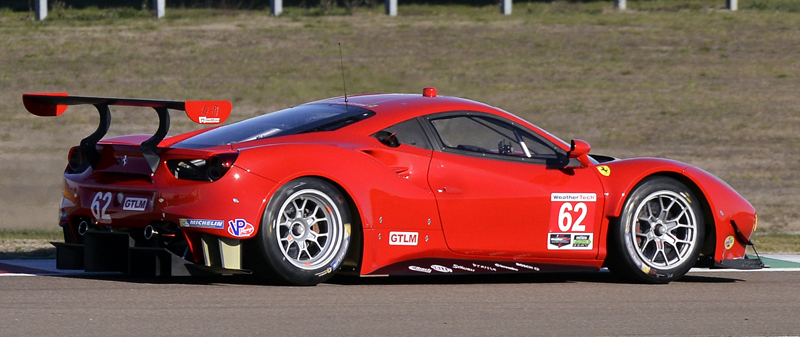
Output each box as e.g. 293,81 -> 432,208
252,177 -> 351,286
607,177 -> 705,283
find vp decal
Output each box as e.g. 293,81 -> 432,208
228,219 -> 255,237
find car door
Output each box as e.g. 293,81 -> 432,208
424,112 -> 605,259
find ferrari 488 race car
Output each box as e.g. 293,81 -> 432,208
23,88 -> 763,285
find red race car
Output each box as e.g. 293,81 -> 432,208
23,88 -> 763,285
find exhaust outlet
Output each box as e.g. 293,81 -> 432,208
77,220 -> 90,236
144,225 -> 158,240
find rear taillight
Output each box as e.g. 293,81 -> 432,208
67,146 -> 89,173
206,153 -> 238,181
167,152 -> 239,182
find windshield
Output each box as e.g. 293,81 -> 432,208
174,104 -> 374,149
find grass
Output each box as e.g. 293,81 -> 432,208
751,233 -> 800,254
0,0 -> 799,235
0,229 -> 62,241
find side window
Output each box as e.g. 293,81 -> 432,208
378,118 -> 432,150
518,129 -> 560,156
429,115 -> 558,158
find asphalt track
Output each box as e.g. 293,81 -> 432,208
1,257 -> 800,336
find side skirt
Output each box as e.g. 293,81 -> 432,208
368,257 -> 599,276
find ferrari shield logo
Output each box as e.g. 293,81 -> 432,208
597,166 -> 611,177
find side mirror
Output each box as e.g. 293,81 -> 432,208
568,139 -> 591,167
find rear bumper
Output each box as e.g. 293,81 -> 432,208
53,231 -> 249,276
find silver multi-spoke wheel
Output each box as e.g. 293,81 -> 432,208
608,177 -> 705,283
255,178 -> 352,286
629,191 -> 698,270
275,189 -> 344,270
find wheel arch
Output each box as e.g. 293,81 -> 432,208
652,172 -> 716,257
241,174 -> 366,284
302,175 -> 364,275
605,172 -> 716,260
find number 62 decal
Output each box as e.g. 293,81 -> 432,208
91,191 -> 112,220
550,193 -> 596,233
558,202 -> 587,232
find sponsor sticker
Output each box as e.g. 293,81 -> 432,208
494,263 -> 518,272
472,263 -> 496,272
315,268 -> 332,277
431,265 -> 453,273
198,116 -> 221,124
227,219 -> 255,237
550,234 -> 571,247
573,234 -> 592,248
452,264 -> 475,272
724,235 -> 735,250
408,266 -> 431,273
330,223 -> 352,271
122,197 -> 148,211
515,263 -> 539,271
389,231 -> 418,246
551,193 -> 597,202
547,233 -> 593,250
180,218 -> 224,229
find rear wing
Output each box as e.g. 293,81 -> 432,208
23,93 -> 232,172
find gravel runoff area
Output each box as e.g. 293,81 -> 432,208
0,239 -> 56,259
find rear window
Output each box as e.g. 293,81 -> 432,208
174,104 -> 374,149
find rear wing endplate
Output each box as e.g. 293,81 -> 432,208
23,93 -> 232,173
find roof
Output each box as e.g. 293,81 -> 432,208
308,91 -> 510,135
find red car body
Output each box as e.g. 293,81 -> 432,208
24,88 -> 761,285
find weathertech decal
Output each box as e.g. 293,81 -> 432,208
389,231 -> 418,246
548,233 -> 593,250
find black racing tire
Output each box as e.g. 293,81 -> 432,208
252,177 -> 352,286
62,224 -> 77,244
606,177 -> 705,284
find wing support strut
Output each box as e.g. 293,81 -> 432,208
141,107 -> 170,173
81,104 -> 111,169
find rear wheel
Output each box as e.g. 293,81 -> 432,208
607,177 -> 704,283
253,177 -> 351,286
